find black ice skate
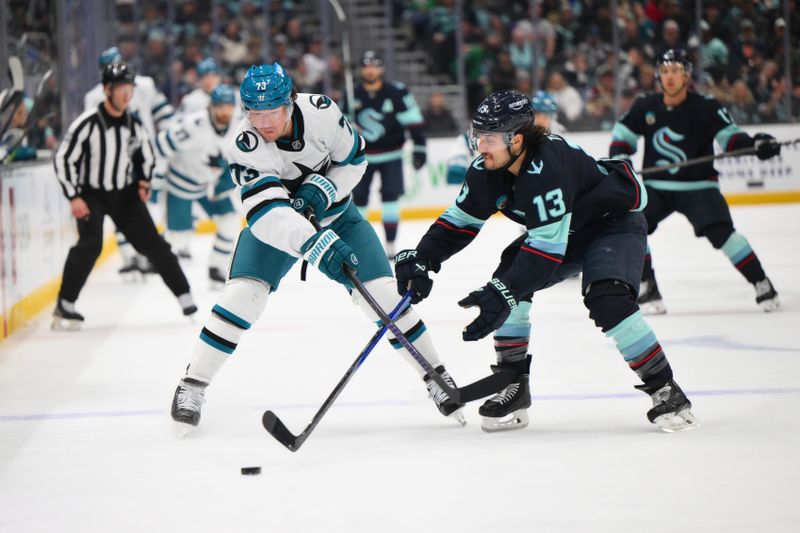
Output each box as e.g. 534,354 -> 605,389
423,366 -> 466,425
118,259 -> 143,283
178,293 -> 198,317
479,356 -> 532,433
51,299 -> 84,331
635,379 -> 699,432
171,377 -> 208,436
637,279 -> 666,315
209,267 -> 227,286
135,254 -> 156,275
754,277 -> 780,312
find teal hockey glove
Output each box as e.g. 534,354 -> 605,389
302,228 -> 359,287
292,174 -> 337,218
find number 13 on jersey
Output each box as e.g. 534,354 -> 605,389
531,188 -> 565,222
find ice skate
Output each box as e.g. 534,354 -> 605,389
51,299 -> 84,331
135,254 -> 156,276
209,267 -> 227,287
118,258 -> 143,283
178,293 -> 198,318
635,379 -> 699,432
479,357 -> 532,433
754,277 -> 780,312
176,247 -> 192,260
637,279 -> 666,315
171,377 -> 208,436
423,366 -> 466,426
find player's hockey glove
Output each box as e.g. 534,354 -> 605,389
412,151 -> 427,170
458,278 -> 519,341
753,133 -> 781,160
394,249 -> 439,304
301,228 -> 359,288
293,174 -> 337,218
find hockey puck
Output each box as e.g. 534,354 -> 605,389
240,466 -> 261,476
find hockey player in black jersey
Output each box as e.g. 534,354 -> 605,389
347,50 -> 427,259
609,49 -> 781,313
395,90 -> 698,433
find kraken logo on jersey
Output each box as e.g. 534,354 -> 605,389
471,156 -> 485,170
652,127 -> 686,174
527,159 -> 544,174
236,131 -> 259,153
310,95 -> 332,110
357,108 -> 386,142
457,183 -> 470,204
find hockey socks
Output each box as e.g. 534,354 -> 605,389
606,310 -> 672,387
720,231 -> 767,284
493,301 -> 532,364
382,200 -> 400,243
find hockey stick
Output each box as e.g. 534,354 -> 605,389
1,68 -> 53,164
0,57 -> 25,140
303,211 -> 512,404
262,291 -> 413,451
637,138 -> 800,176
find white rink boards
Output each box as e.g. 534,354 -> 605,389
1,204 -> 799,532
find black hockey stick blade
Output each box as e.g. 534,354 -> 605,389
262,410 -> 305,452
456,369 -> 514,402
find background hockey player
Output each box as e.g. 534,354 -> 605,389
531,90 -> 566,134
347,50 -> 427,259
609,49 -> 782,313
54,62 -> 196,330
85,46 -> 177,278
395,90 -> 698,433
170,63 -> 464,434
180,57 -> 222,114
153,84 -> 239,285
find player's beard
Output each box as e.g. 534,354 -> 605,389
482,149 -> 512,170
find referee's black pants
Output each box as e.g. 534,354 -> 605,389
58,184 -> 190,303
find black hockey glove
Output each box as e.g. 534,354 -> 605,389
394,249 -> 436,304
412,151 -> 427,170
753,133 -> 781,160
458,278 -> 519,341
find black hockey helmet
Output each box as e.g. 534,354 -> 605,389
361,50 -> 384,68
102,62 -> 135,86
656,48 -> 692,75
472,90 -> 534,134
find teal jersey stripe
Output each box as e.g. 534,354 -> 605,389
646,180 -> 720,191
169,166 -> 202,186
611,122 -> 640,150
165,131 -> 177,151
412,144 -> 427,153
721,231 -> 753,264
715,124 -> 743,151
240,175 -> 282,195
440,204 -> 486,230
200,331 -> 235,354
396,107 -> 423,126
365,149 -> 404,164
248,200 -> 292,225
212,304 -> 252,329
605,310 -> 658,360
154,134 -> 167,157
525,214 -> 571,253
332,130 -> 361,166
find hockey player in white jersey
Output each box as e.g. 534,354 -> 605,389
531,90 -> 566,134
170,63 -> 465,433
153,84 -> 240,284
180,58 -> 222,114
85,47 -> 177,278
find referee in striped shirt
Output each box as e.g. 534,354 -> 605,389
52,62 -> 196,330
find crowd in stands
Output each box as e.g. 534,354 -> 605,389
403,0 -> 800,131
3,0 -> 799,157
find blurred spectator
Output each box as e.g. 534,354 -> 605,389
489,50 -> 517,92
728,80 -> 759,124
545,70 -> 583,126
658,19 -> 683,55
302,36 -> 327,92
219,20 -> 248,66
509,24 -> 533,72
584,64 -> 616,130
423,92 -> 458,136
699,20 -> 728,71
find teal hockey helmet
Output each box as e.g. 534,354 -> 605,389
197,57 -> 219,77
239,63 -> 294,111
532,90 -> 558,115
210,84 -> 236,106
98,46 -> 122,68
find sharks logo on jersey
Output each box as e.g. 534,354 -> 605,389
236,131 -> 259,152
652,127 -> 687,174
310,95 -> 332,110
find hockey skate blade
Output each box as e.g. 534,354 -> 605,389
51,317 -> 81,332
639,300 -> 667,315
172,421 -> 197,438
262,411 -> 302,452
481,409 -> 529,433
449,408 -> 467,427
653,408 -> 700,433
759,297 -> 780,312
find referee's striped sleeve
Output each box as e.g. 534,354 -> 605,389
54,112 -> 94,199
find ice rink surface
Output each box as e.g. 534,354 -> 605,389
1,204 -> 799,532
